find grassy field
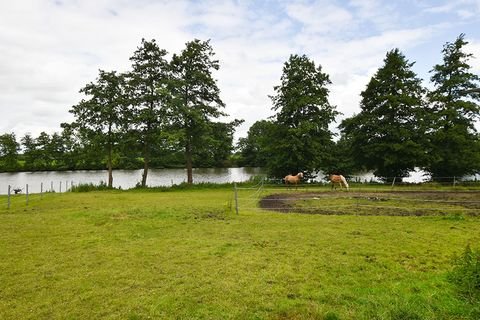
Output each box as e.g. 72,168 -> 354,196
1,185 -> 479,319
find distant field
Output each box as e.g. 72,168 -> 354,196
1,186 -> 479,319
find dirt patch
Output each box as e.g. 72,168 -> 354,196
259,191 -> 480,216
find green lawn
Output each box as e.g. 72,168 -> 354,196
1,186 -> 479,319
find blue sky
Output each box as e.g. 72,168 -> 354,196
1,0 -> 479,140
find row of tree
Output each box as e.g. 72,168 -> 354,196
238,34 -> 480,181
1,34 -> 479,183
0,123 -> 235,172
0,39 -> 242,186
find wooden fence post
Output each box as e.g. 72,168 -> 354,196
26,184 -> 29,206
41,182 -> 43,199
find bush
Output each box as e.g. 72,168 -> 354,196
449,245 -> 480,301
132,182 -> 235,192
70,181 -> 114,192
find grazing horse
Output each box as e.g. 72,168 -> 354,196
284,172 -> 304,189
330,174 -> 349,191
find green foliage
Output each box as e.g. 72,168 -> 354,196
3,35 -> 479,182
449,245 -> 480,302
266,54 -> 338,177
68,70 -> 127,186
237,120 -> 276,167
341,49 -> 427,181
20,133 -> 37,169
169,39 -> 234,183
18,129 -> 100,172
327,135 -> 362,175
426,34 -> 480,179
70,181 -> 114,192
193,120 -> 244,168
126,39 -> 171,187
133,181 -> 235,192
0,132 -> 19,171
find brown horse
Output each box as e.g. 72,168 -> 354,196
329,174 -> 349,191
284,172 -> 304,189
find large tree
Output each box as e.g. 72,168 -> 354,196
127,39 -> 170,187
194,119 -> 243,167
237,120 -> 276,167
35,132 -> 52,170
69,70 -> 126,187
59,124 -> 81,170
20,133 -> 37,170
268,54 -> 338,178
425,34 -> 480,180
0,133 -> 19,171
169,39 -> 227,184
341,49 -> 427,180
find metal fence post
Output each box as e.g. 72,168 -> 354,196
7,185 -> 11,209
234,183 -> 239,215
26,184 -> 29,206
41,182 -> 43,199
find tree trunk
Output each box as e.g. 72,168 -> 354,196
186,138 -> 193,184
107,143 -> 113,188
142,142 -> 149,187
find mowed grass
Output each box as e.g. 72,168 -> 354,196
1,186 -> 479,319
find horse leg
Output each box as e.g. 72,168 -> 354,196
332,181 -> 339,190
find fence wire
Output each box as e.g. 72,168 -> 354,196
233,180 -> 480,216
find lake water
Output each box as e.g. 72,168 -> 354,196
0,167 -> 265,195
1,167 -> 477,195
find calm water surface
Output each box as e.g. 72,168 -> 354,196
1,167 -> 477,195
0,167 -> 265,195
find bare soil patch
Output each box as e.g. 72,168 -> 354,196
259,191 -> 480,216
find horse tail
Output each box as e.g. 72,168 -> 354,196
340,175 -> 349,190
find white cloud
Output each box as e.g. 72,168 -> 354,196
0,0 -> 478,143
286,1 -> 354,35
422,0 -> 480,19
466,40 -> 480,72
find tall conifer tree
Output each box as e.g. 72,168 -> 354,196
341,49 -> 427,180
268,54 -> 338,178
426,34 -> 480,179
